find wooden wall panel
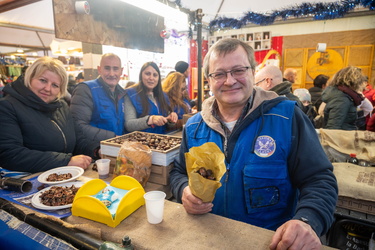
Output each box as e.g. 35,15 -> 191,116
283,29 -> 375,48
347,46 -> 373,66
286,45 -> 374,89
283,29 -> 375,88
284,49 -> 304,67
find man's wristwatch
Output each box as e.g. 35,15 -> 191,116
299,217 -> 309,224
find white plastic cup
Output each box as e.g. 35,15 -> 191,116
96,159 -> 110,179
143,191 -> 166,224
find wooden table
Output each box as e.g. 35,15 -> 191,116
66,198 -> 276,249
8,167 -> 334,249
63,167 -> 335,249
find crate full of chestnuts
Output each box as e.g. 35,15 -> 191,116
100,131 -> 182,166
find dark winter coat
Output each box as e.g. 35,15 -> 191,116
270,81 -> 303,108
367,113 -> 375,132
321,85 -> 357,130
308,86 -> 323,111
0,78 -> 89,173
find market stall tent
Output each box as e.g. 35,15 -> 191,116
1,0 -> 372,55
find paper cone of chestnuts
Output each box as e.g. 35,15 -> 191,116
185,142 -> 226,202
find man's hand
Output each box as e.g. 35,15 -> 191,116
181,186 -> 213,214
269,219 -> 321,250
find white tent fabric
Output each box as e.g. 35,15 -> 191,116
177,0 -> 339,23
0,0 -> 369,55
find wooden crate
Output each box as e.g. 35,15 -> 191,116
148,163 -> 174,185
100,132 -> 181,166
337,196 -> 375,216
146,182 -> 172,200
100,154 -> 173,186
183,113 -> 195,125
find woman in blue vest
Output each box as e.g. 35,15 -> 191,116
162,71 -> 190,130
124,62 -> 177,134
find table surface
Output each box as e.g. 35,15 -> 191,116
10,165 -> 334,249
61,167 -> 335,249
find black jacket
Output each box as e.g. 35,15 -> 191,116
271,81 -> 303,108
321,85 -> 357,130
0,78 -> 89,173
308,86 -> 323,110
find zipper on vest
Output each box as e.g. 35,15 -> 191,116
223,136 -> 228,159
224,168 -> 229,217
51,120 -> 67,153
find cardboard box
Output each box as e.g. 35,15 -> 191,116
100,132 -> 181,166
100,154 -> 174,186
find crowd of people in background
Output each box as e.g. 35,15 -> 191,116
255,64 -> 374,132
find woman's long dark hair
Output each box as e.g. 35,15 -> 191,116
134,61 -> 170,117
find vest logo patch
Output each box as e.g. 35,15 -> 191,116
254,136 -> 276,157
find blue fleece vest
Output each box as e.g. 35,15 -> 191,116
184,101 -> 297,231
126,87 -> 169,134
86,79 -> 125,135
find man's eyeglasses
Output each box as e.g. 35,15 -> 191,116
208,66 -> 251,81
255,78 -> 272,86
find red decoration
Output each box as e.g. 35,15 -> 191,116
189,39 -> 208,99
254,36 -> 283,64
160,30 -> 170,39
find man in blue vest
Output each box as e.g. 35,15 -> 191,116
170,38 -> 338,249
70,53 -> 126,159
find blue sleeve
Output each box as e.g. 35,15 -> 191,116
169,127 -> 189,203
289,106 -> 338,236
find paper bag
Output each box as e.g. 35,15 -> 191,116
185,142 -> 226,202
114,141 -> 152,187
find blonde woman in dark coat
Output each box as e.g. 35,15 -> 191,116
0,57 -> 92,173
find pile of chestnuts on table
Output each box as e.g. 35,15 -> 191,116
106,132 -> 181,152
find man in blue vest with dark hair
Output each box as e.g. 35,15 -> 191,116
70,53 -> 126,159
170,38 -> 338,249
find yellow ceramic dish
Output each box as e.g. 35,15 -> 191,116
72,175 -> 145,227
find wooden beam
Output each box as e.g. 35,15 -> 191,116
0,0 -> 42,14
0,22 -> 54,33
0,42 -> 47,51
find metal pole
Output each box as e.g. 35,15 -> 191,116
196,9 -> 204,111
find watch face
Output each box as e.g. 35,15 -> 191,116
300,217 -> 309,224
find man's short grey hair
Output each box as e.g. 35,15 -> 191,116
203,38 -> 257,79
